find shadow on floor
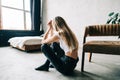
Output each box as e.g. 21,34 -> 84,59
64,70 -> 115,80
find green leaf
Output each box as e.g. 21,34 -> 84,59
108,12 -> 114,16
114,13 -> 119,18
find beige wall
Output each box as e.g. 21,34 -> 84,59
0,8 -> 1,29
42,0 -> 120,45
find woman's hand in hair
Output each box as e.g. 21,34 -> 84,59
47,20 -> 53,29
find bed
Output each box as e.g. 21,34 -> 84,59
8,36 -> 43,51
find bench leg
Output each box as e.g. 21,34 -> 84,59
88,52 -> 92,62
81,51 -> 85,72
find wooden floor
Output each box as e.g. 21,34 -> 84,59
0,47 -> 120,80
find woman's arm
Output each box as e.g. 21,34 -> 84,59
43,20 -> 53,40
42,20 -> 59,44
42,34 -> 59,44
43,27 -> 51,40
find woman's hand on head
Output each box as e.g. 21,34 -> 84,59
47,20 -> 53,29
48,20 -> 52,25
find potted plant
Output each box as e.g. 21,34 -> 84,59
106,12 -> 120,24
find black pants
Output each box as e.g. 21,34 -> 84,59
41,42 -> 79,75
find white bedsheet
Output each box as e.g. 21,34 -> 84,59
8,36 -> 43,48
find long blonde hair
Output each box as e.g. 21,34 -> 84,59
53,16 -> 79,52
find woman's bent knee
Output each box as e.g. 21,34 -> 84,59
41,44 -> 49,52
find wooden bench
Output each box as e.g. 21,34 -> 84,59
81,24 -> 120,72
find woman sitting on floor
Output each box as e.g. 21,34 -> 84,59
35,16 -> 79,75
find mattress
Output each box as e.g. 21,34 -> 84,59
8,36 -> 43,51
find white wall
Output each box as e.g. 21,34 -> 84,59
42,0 -> 120,45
